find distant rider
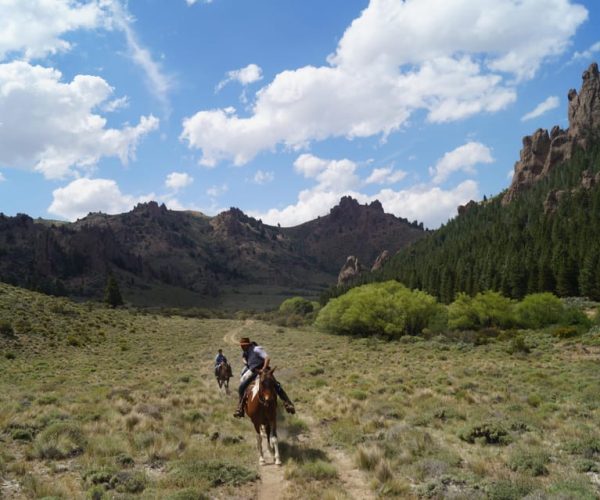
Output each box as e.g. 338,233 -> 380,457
214,348 -> 228,377
233,337 -> 295,418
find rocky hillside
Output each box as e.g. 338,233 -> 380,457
0,197 -> 424,306
328,62 -> 600,303
504,62 -> 600,203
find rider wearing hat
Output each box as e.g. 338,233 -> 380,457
233,337 -> 296,418
214,348 -> 228,377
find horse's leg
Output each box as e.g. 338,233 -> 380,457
225,378 -> 229,395
270,413 -> 281,465
254,423 -> 265,465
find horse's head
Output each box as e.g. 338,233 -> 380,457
258,367 -> 277,405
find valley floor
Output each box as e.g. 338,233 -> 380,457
1,284 -> 600,498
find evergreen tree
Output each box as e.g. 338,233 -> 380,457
104,273 -> 124,307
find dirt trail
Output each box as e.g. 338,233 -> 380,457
222,321 -> 372,500
302,415 -> 375,500
222,319 -> 255,346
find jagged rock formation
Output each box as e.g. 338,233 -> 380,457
0,197 -> 425,305
337,256 -> 364,286
544,169 -> 600,214
371,250 -> 390,272
504,62 -> 600,204
458,200 -> 478,216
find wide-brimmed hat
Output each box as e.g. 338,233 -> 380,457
239,337 -> 251,346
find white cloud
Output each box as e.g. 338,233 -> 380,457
206,183 -> 228,197
165,172 -> 193,191
186,0 -> 212,4
429,142 -> 494,184
365,166 -> 407,185
250,153 -> 478,228
521,96 -> 560,121
572,40 -> 600,61
181,0 -> 587,166
48,177 -> 154,221
0,0 -> 109,61
216,64 -> 263,92
253,170 -> 274,184
0,61 -> 159,179
106,1 -> 172,109
0,171 -> 5,182
102,95 -> 129,112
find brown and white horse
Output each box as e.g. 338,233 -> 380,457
244,367 -> 281,465
216,362 -> 232,394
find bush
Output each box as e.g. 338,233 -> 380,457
507,448 -> 549,476
448,291 -> 514,330
459,422 -> 510,445
33,422 -> 86,459
515,293 -> 564,328
279,297 -> 315,315
552,326 -> 580,339
316,281 -> 441,338
0,320 -> 14,338
507,335 -> 530,354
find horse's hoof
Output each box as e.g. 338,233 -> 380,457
259,458 -> 266,466
275,459 -> 282,466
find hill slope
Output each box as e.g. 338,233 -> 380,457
344,63 -> 600,303
0,197 -> 424,308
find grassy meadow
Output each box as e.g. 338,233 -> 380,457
1,283 -> 600,498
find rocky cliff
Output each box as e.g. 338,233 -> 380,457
504,62 -> 600,204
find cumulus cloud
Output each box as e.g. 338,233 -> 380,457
253,170 -> 274,184
206,184 -> 228,197
165,172 -> 193,191
365,166 -> 407,185
48,177 -> 154,220
216,64 -> 263,92
181,0 -> 587,166
0,0 -> 109,61
429,142 -> 494,184
572,40 -> 600,61
521,96 -> 560,121
250,153 -> 478,228
0,61 -> 159,179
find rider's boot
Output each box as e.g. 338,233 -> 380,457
233,396 -> 245,418
275,382 -> 296,414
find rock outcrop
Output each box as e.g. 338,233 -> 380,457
337,256 -> 364,286
504,62 -> 600,204
371,250 -> 390,272
543,169 -> 600,214
458,200 -> 478,216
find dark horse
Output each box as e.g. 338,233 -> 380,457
216,362 -> 232,394
245,367 -> 281,465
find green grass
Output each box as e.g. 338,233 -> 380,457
1,282 -> 600,498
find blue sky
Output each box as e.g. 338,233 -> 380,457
0,0 -> 599,228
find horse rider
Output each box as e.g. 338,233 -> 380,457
214,348 -> 228,377
233,337 -> 295,418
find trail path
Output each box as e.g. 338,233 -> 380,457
302,415 -> 375,500
222,321 -> 373,500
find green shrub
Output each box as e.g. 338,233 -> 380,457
507,335 -> 530,354
316,281 -> 441,338
552,326 -> 580,339
0,320 -> 14,337
279,297 -> 315,315
561,305 -> 591,327
487,478 -> 535,500
448,291 -> 515,330
459,422 -> 510,445
515,293 -> 564,328
507,448 -> 549,476
33,422 -> 86,459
